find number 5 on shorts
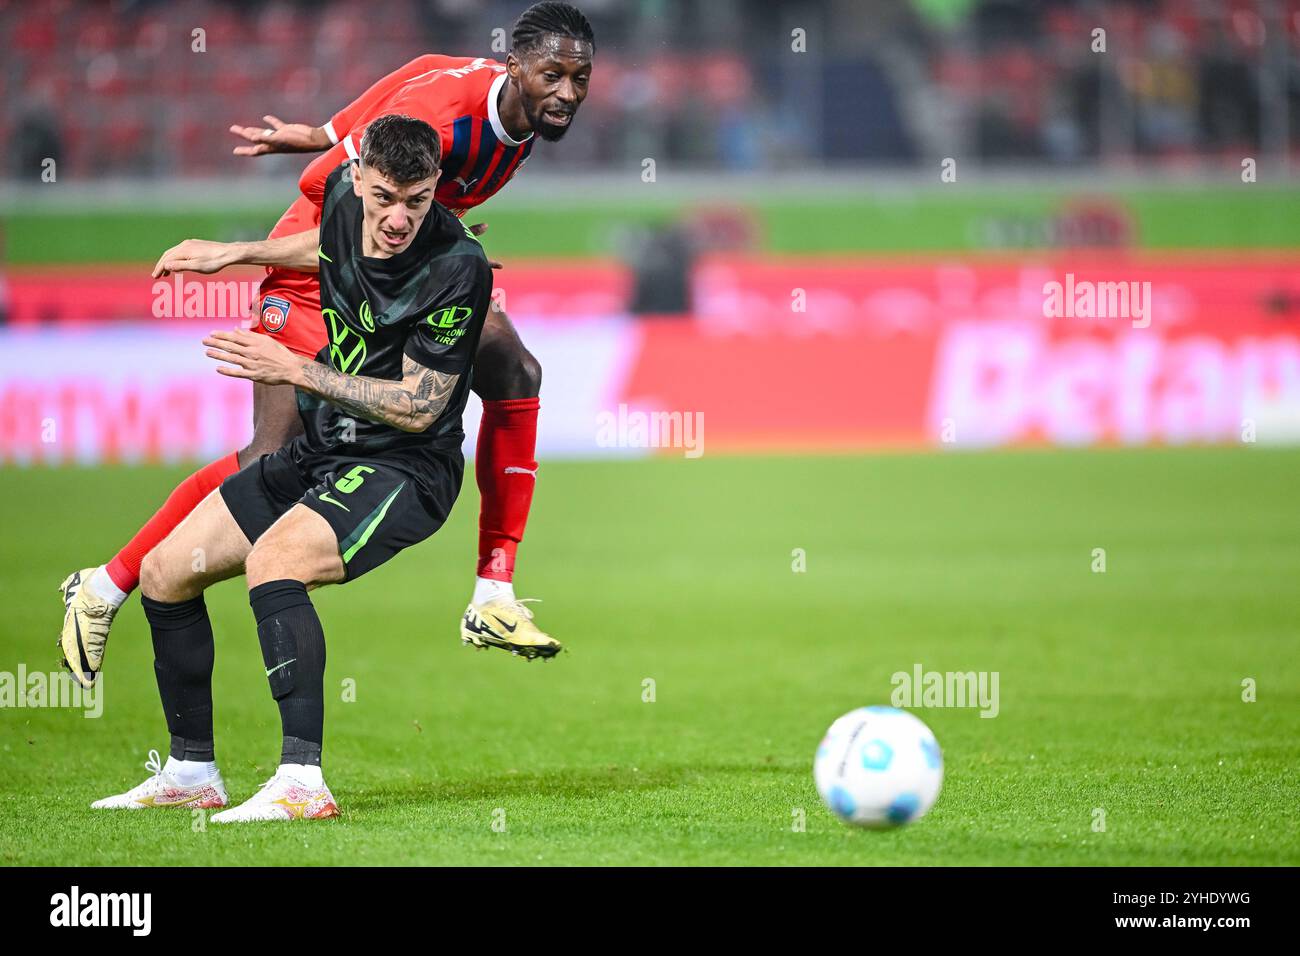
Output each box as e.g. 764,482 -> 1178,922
336,465 -> 375,494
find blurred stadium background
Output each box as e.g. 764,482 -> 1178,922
3,0 -> 1300,461
1,0 -> 1299,866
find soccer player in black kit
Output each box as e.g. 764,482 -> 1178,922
91,115 -> 493,821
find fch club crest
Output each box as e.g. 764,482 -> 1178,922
259,295 -> 292,333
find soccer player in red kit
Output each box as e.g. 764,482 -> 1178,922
58,2 -> 594,684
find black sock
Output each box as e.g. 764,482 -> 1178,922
142,595 -> 215,763
249,579 -> 326,767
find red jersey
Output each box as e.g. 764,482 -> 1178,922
299,55 -> 535,217
254,55 -> 536,356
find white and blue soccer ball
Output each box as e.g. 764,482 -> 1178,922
813,706 -> 943,828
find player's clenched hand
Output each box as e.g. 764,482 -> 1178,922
203,329 -> 305,386
230,115 -> 327,156
469,223 -> 503,269
153,239 -> 241,278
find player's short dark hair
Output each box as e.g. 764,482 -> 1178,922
511,1 -> 595,57
358,114 -> 441,185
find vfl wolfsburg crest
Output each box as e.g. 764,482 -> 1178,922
323,308 -> 367,374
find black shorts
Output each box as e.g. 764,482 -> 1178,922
219,438 -> 463,582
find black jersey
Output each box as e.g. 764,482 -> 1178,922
299,162 -> 492,470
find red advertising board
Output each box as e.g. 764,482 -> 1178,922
664,253 -> 1300,449
3,253 -> 1298,463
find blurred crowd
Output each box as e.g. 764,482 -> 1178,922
2,0 -> 1298,180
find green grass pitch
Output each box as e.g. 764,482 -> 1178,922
0,448 -> 1296,865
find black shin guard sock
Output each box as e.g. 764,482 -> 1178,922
142,595 -> 216,763
249,580 -> 326,767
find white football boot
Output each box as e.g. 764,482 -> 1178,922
210,767 -> 339,823
92,749 -> 228,810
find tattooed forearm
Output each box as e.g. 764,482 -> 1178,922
402,355 -> 460,422
297,356 -> 459,433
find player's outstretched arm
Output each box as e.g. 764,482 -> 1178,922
203,329 -> 458,434
230,53 -> 444,158
153,229 -> 321,278
229,115 -> 331,156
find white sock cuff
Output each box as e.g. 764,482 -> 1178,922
279,763 -> 324,788
164,756 -> 219,785
473,576 -> 516,605
89,565 -> 129,607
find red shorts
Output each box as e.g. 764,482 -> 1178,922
251,195 -> 327,359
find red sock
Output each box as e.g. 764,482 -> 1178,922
475,398 -> 540,582
105,451 -> 242,594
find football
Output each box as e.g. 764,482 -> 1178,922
814,706 -> 944,828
